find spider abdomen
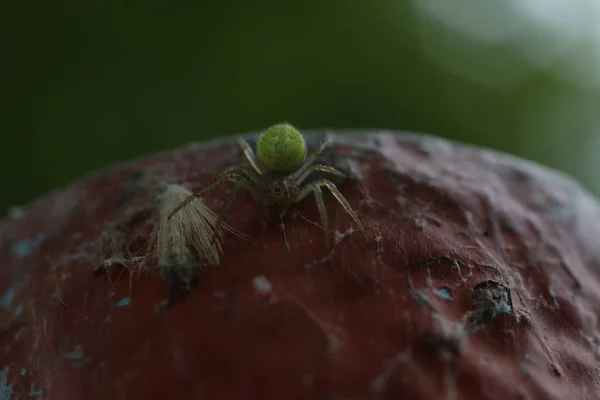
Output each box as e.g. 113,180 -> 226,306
256,123 -> 307,172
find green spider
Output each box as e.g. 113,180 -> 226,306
168,123 -> 366,256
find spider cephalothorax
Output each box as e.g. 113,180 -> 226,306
169,123 -> 366,256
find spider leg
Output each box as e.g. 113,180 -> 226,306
280,163 -> 346,221
290,139 -> 332,182
295,178 -> 366,237
168,172 -> 256,219
312,185 -> 331,256
294,163 -> 346,187
209,177 -> 259,244
219,164 -> 260,184
209,184 -> 240,244
238,137 -> 265,176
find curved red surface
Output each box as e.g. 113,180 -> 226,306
1,131 -> 599,399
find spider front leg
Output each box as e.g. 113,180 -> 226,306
278,164 -> 345,220
294,163 -> 346,187
313,185 -> 332,256
294,178 -> 366,259
290,139 -> 332,182
238,137 -> 265,175
219,164 -> 261,184
168,170 -> 256,219
209,178 -> 259,244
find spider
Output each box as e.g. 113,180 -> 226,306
168,123 -> 366,257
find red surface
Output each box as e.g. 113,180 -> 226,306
1,131 -> 599,399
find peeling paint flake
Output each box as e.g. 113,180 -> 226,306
71,358 -> 91,369
252,275 -> 272,294
116,297 -> 131,307
11,232 -> 47,259
28,385 -> 43,398
435,287 -> 453,299
0,366 -> 12,400
60,345 -> 92,370
62,346 -> 85,360
0,289 -> 15,309
14,326 -> 25,341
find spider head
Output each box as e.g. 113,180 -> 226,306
265,179 -> 294,204
256,123 -> 307,172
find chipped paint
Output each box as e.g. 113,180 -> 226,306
14,326 -> 25,341
19,369 -> 25,376
28,385 -> 43,398
0,367 -> 12,400
62,346 -> 85,360
0,289 -> 15,309
60,346 -> 92,369
116,297 -> 131,307
11,232 -> 46,259
71,358 -> 91,369
252,275 -> 272,294
435,287 -> 453,299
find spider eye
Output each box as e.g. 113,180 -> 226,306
256,123 -> 307,172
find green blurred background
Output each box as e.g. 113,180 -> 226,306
4,1 -> 600,217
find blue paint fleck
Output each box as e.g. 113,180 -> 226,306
14,326 -> 25,341
0,366 -> 13,400
0,289 -> 15,309
71,358 -> 91,369
524,353 -> 532,360
28,386 -> 43,397
20,369 -> 25,376
14,304 -> 22,316
62,347 -> 84,360
435,287 -> 453,299
11,232 -> 47,259
12,242 -> 33,259
60,346 -> 92,369
116,297 -> 130,307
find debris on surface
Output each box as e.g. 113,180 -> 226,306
252,275 -> 272,295
157,183 -> 226,268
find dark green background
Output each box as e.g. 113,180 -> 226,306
4,1 -> 598,217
